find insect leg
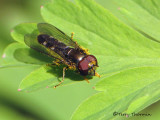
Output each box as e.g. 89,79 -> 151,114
83,76 -> 90,83
78,45 -> 90,55
95,72 -> 101,77
71,32 -> 74,40
54,67 -> 67,88
70,32 -> 89,54
53,59 -> 62,66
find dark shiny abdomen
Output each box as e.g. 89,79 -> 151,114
38,34 -> 86,65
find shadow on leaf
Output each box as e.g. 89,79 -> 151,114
46,65 -> 92,82
14,48 -> 54,64
14,48 -> 92,82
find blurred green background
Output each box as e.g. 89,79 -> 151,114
0,0 -> 160,120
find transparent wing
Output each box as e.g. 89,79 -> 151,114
24,30 -> 64,61
37,23 -> 79,48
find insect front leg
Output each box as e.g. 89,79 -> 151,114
54,67 -> 67,88
70,32 -> 89,54
79,46 -> 90,55
83,76 -> 90,83
52,59 -> 63,66
95,72 -> 101,77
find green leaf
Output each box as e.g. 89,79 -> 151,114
133,0 -> 160,20
14,48 -> 54,65
39,0 -> 160,119
72,67 -> 160,120
19,65 -> 83,92
18,54 -> 160,92
0,42 -> 50,68
97,0 -> 160,42
11,23 -> 37,44
41,0 -> 160,57
2,23 -> 51,67
9,0 -> 160,119
0,43 -> 27,67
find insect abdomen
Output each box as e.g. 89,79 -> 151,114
38,34 -> 68,52
37,34 -> 85,65
38,34 -> 66,48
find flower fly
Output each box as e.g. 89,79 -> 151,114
24,23 -> 100,87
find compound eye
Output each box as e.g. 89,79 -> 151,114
86,55 -> 96,61
86,55 -> 98,66
78,55 -> 98,76
78,58 -> 89,76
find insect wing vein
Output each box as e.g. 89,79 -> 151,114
37,23 -> 78,48
24,30 -> 64,61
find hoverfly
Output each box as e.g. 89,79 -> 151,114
25,23 -> 100,87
